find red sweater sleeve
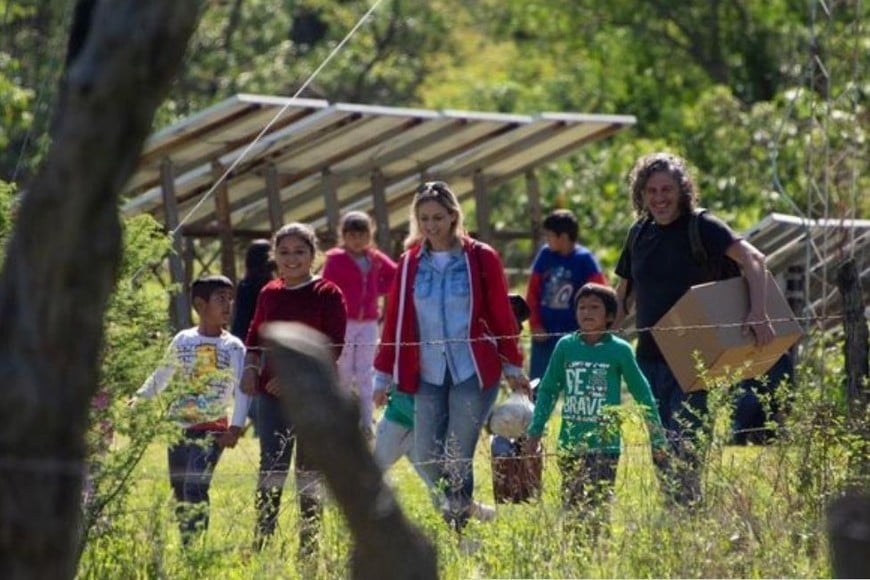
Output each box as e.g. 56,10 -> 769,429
376,250 -> 398,296
526,271 -> 544,330
373,254 -> 404,375
320,283 -> 347,361
245,282 -> 272,349
479,245 -> 523,367
587,271 -> 607,285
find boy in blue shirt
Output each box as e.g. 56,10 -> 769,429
526,210 -> 607,380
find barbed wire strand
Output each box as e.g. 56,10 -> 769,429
170,0 -> 386,236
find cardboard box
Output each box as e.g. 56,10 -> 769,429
651,275 -> 802,392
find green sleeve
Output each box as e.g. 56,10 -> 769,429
527,337 -> 566,438
620,343 -> 667,450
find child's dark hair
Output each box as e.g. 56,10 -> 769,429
509,293 -> 530,326
575,283 -> 618,326
341,211 -> 374,234
191,274 -> 234,302
542,209 -> 579,242
244,239 -> 273,277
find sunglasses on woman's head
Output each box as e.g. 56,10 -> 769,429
415,181 -> 450,196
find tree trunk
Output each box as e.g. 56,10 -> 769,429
0,2 -> 203,577
827,494 -> 870,579
263,322 -> 438,580
836,258 -> 870,417
827,259 -> 870,578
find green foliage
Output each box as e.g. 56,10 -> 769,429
0,179 -> 16,250
80,214 -> 176,548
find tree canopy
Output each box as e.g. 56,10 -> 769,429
2,0 -> 866,268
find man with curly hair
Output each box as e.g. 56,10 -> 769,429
613,152 -> 775,508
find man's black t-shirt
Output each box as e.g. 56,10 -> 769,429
615,211 -> 739,360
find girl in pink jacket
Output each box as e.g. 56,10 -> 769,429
322,211 -> 397,436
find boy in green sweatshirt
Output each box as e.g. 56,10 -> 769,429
524,283 -> 665,526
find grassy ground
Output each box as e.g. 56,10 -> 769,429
77,399 -> 833,579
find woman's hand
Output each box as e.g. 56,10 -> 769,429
505,374 -> 530,395
240,367 -> 258,395
264,376 -> 281,396
373,388 -> 388,408
216,426 -> 243,449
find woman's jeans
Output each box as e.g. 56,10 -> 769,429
638,358 -> 709,508
413,374 -> 498,529
167,429 -> 224,546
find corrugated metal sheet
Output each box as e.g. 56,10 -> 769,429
122,94 -> 635,234
744,213 -> 870,330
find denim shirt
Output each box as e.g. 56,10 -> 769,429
414,245 -> 477,386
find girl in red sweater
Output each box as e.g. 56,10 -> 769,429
322,211 -> 397,437
240,222 -> 347,555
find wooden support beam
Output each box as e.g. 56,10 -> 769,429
473,170 -> 493,243
323,169 -> 340,248
371,170 -> 391,252
182,236 -> 195,292
160,158 -> 191,330
526,170 -> 543,245
182,225 -> 273,239
266,163 -> 283,233
213,162 -> 237,282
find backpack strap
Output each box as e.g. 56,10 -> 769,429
623,217 -> 651,305
688,208 -> 710,265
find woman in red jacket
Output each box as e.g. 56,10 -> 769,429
373,180 -> 529,531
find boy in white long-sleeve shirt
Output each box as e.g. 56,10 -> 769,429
135,275 -> 251,546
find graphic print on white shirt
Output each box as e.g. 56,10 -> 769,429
168,342 -> 236,424
137,329 -> 246,427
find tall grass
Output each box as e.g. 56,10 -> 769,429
77,359 -> 854,579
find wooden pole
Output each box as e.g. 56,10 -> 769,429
826,259 -> 870,578
323,169 -> 340,248
266,164 -> 283,234
473,170 -> 492,243
213,162 -> 237,282
836,258 -> 869,416
371,170 -> 391,253
161,158 -> 192,329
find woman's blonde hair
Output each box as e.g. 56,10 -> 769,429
403,181 -> 466,249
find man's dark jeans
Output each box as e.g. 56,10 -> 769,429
638,358 -> 709,508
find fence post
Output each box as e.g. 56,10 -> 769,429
827,258 -> 870,578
